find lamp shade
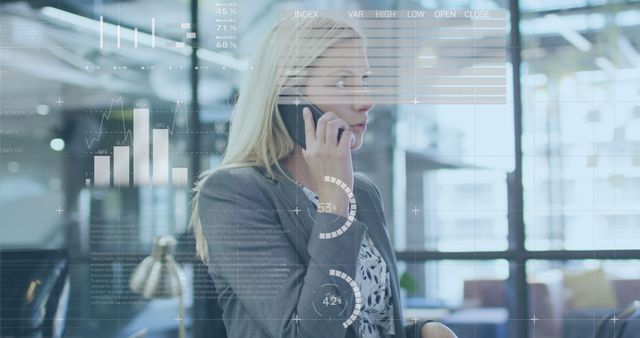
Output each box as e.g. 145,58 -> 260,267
129,235 -> 185,299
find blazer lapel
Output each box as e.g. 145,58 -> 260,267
352,183 -> 404,327
353,184 -> 397,278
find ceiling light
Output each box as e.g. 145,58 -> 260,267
545,14 -> 592,52
50,138 -> 65,151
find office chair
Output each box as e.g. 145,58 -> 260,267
595,300 -> 640,338
0,249 -> 70,338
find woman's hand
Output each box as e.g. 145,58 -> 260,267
421,322 -> 458,338
301,107 -> 355,218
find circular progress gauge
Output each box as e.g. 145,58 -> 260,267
318,176 -> 357,239
310,269 -> 362,328
330,269 -> 361,328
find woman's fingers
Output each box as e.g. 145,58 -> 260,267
338,130 -> 354,151
316,111 -> 349,146
326,118 -> 350,146
315,111 -> 336,144
302,107 -> 315,148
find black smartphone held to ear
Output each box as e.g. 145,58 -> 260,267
277,90 -> 344,149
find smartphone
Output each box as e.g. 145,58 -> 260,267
277,93 -> 344,149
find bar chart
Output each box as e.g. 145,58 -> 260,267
98,15 -> 197,49
89,107 -> 188,188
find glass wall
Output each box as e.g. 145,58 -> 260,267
521,0 -> 640,251
392,0 -> 514,254
393,1 -> 640,337
391,0 -> 514,328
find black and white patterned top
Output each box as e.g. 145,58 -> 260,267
297,182 -> 396,338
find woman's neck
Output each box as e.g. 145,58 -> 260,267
282,145 -> 318,193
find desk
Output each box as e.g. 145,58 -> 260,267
117,299 -> 192,338
442,307 -> 508,338
403,307 -> 451,323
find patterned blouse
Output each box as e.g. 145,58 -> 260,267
296,182 -> 396,338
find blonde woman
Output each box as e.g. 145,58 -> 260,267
190,16 -> 457,338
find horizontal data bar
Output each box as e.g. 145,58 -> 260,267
396,250 -> 640,261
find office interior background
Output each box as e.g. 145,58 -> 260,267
1,0 -> 639,337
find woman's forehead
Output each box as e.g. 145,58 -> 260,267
323,38 -> 366,54
310,39 -> 369,74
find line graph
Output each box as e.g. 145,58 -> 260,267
84,96 -> 132,149
169,100 -> 189,135
84,98 -> 189,150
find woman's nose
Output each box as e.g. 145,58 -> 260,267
352,92 -> 374,114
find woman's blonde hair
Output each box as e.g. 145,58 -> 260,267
190,16 -> 365,262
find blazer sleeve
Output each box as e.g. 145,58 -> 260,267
198,169 -> 369,338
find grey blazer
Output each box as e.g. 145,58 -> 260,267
198,162 -> 430,338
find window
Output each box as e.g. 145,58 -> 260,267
521,1 -> 640,250
392,1 -> 640,338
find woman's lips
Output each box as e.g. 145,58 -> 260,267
349,123 -> 367,132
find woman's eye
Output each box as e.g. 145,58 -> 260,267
362,75 -> 369,87
335,78 -> 346,88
